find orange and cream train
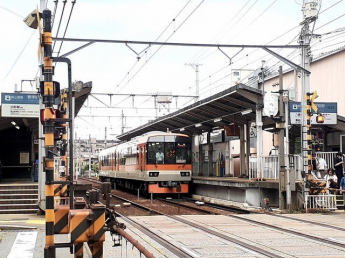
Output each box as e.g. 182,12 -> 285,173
98,132 -> 192,194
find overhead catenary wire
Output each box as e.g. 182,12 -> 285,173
188,0 -> 252,63
193,0 -> 260,63
116,0 -> 192,89
179,0 -> 343,101
116,0 -> 205,94
184,0 -> 343,96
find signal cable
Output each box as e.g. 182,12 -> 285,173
51,0 -> 59,29
52,0 -> 67,52
57,0 -> 76,57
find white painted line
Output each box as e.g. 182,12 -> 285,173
7,232 -> 37,258
181,246 -> 200,257
328,237 -> 345,244
238,246 -> 259,255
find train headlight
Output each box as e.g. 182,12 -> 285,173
149,172 -> 159,177
180,172 -> 190,177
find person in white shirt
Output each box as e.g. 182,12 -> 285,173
156,148 -> 164,164
317,157 -> 327,178
324,168 -> 338,194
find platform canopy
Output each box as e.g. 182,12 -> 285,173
0,86 -> 91,136
117,84 -> 268,141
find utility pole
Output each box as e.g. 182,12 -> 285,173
256,61 -> 265,179
300,0 -> 318,203
185,63 -> 202,102
89,134 -> 91,177
278,66 -> 286,209
121,110 -> 125,134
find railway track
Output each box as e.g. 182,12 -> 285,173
181,196 -> 345,249
78,177 -> 345,257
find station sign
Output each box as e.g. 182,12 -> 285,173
289,101 -> 337,125
1,93 -> 40,118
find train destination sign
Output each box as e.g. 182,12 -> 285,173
289,102 -> 337,125
1,93 -> 40,118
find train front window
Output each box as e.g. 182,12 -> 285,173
147,142 -> 165,164
176,143 -> 191,164
147,140 -> 191,165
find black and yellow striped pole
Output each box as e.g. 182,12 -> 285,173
305,91 -> 318,181
42,9 -> 56,258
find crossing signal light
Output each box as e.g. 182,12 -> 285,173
316,114 -> 325,123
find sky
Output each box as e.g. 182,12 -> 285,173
1,0 -> 345,140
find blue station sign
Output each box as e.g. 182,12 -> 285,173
289,101 -> 337,125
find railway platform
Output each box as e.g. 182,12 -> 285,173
1,213 -> 345,257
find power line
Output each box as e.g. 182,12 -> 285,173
188,0 -> 251,63
180,0 -> 340,99
194,0 -> 260,63
315,12 -> 345,31
1,30 -> 36,84
116,0 -> 205,94
0,5 -> 24,19
115,0 -> 192,90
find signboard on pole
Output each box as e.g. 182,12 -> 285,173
289,101 -> 337,125
1,93 -> 40,118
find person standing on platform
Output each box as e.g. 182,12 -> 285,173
318,156 -> 327,178
334,151 -> 344,187
324,168 -> 337,194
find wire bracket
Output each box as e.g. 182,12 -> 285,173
218,47 -> 244,65
125,43 -> 151,60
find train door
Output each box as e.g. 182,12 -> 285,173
139,145 -> 146,178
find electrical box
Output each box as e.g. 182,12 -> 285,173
303,2 -> 318,19
263,91 -> 279,117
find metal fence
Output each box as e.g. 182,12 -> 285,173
249,156 -> 279,180
306,194 -> 338,212
249,152 -> 338,181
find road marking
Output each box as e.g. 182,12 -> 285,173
181,247 -> 200,257
7,232 -> 37,258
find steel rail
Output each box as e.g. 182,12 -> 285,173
182,197 -> 250,214
79,178 -> 281,257
115,211 -> 194,258
156,197 -> 218,215
266,213 -> 345,232
230,214 -> 345,249
169,215 -> 282,258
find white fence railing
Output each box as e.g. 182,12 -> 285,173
249,152 -> 338,180
249,156 -> 279,180
316,151 -> 337,170
306,194 -> 338,211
